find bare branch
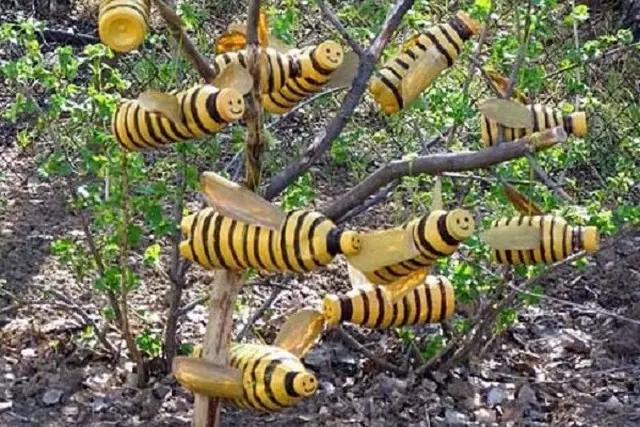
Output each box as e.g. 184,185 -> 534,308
324,128 -> 567,221
263,0 -> 416,200
236,287 -> 282,341
317,0 -> 364,56
336,327 -> 408,375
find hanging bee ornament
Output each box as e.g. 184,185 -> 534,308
481,215 -> 600,265
98,0 -> 150,53
173,322 -> 318,412
179,171 -> 363,274
111,85 -> 245,151
368,11 -> 479,114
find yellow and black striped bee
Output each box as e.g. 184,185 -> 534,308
368,11 -> 479,114
111,85 -> 245,151
98,0 -> 150,53
480,104 -> 588,148
482,215 -> 600,265
173,328 -> 318,412
350,209 -> 476,285
179,172 -> 362,273
322,274 -> 455,329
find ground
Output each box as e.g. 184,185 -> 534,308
2,2 -> 640,427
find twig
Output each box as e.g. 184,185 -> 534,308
317,0 -> 364,56
263,0 -> 416,200
336,327 -> 408,375
323,128 -> 567,221
545,41 -> 640,80
236,287 -> 282,341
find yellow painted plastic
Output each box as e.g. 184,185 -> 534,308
180,207 -> 360,274
263,41 -> 345,114
99,0 -> 150,53
112,85 -> 244,151
363,209 -> 475,285
172,357 -> 243,399
368,11 -> 478,114
323,275 -> 455,328
489,216 -> 601,265
480,104 -> 589,147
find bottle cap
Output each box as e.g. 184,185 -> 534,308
583,226 -> 600,253
455,11 -> 480,36
99,2 -> 148,53
571,112 -> 588,137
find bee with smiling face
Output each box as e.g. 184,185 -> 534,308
112,85 -> 245,151
368,11 -> 479,114
174,325 -> 318,412
179,171 -> 362,274
98,0 -> 150,53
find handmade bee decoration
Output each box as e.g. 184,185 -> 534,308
173,325 -> 319,412
98,0 -> 150,53
112,85 -> 245,151
179,171 -> 363,273
368,11 -> 479,114
481,215 -> 600,265
480,103 -> 588,148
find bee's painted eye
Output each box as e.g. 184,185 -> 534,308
228,100 -> 233,106
325,48 -> 331,53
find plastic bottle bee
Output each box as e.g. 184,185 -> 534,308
480,104 -> 588,148
173,329 -> 318,412
179,171 -> 362,273
482,215 -> 600,265
111,85 -> 245,151
368,11 -> 479,114
353,209 -> 476,285
98,0 -> 150,53
323,274 -> 455,329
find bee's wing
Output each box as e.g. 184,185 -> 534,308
379,268 -> 428,303
480,224 -> 541,250
137,90 -> 183,123
484,68 -> 530,104
502,183 -> 543,216
347,261 -> 375,290
478,98 -> 533,128
200,171 -> 285,230
325,50 -> 360,88
273,308 -> 326,358
210,62 -> 254,95
215,31 -> 248,54
172,357 -> 243,398
431,175 -> 443,212
400,46 -> 442,107
346,227 -> 421,273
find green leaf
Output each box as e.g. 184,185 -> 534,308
143,243 -> 162,266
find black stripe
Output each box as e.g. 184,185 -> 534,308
253,227 -> 268,270
543,107 -> 552,130
292,212 -> 310,271
425,30 -> 453,66
405,49 -> 417,60
441,25 -> 462,54
339,294 -> 354,323
438,278 -> 448,321
263,360 -> 286,408
563,115 -> 574,135
383,265 -> 404,278
399,261 -> 417,271
394,57 -> 410,70
167,117 -> 190,140
304,76 -> 325,87
227,220 -> 243,268
143,107 -> 162,146
213,215 -> 230,269
378,74 -> 403,110
373,287 -> 386,328
528,216 -> 536,261
276,86 -> 299,103
359,289 -> 370,326
267,53 -> 276,93
307,217 -> 323,267
268,229 -> 278,270
153,113 -> 177,143
240,223 -> 249,268
222,53 -> 231,64
495,250 -> 503,264
112,105 -> 127,149
250,353 -> 272,410
505,249 -> 514,264
485,117 -> 494,145
205,91 -> 227,124
385,66 -> 403,80
438,214 -> 459,246
417,215 -> 446,257
267,92 -> 291,109
310,48 -> 332,75
397,296 -> 409,326
578,226 -> 584,251
132,104 -> 155,148
189,210 -> 203,266
390,301 -> 398,326
237,51 -> 246,68
374,269 -> 389,283
416,41 -> 427,51
123,104 -> 145,149
450,14 -> 473,40
202,211 -> 216,267
411,288 -> 421,325
549,216 -> 557,262
276,53 -> 286,90
279,212 -> 296,272
326,226 -> 342,256
532,105 -> 540,131
189,87 -> 210,135
539,217 -> 546,263
284,372 -> 300,398
562,222 -> 569,260
425,281 -> 433,322
407,257 -> 429,268
287,79 -> 311,97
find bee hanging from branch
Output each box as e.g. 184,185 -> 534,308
173,323 -> 318,412
368,11 -> 480,114
98,0 -> 151,53
111,85 -> 245,151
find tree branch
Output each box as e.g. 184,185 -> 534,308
236,287 -> 282,341
324,128 -> 567,221
317,0 -> 364,56
263,0 -> 416,200
336,327 -> 407,375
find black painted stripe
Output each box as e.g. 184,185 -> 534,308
292,212 -> 310,271
249,353 -> 272,410
202,211 -> 216,267
378,74 -> 403,110
406,49 -> 417,60
564,115 -> 574,135
267,92 -> 291,109
450,14 -> 473,40
132,104 -> 156,148
549,216 -> 557,262
276,53 -> 286,90
263,359 -> 286,408
227,220 -> 243,268
539,217 -> 546,263
153,113 -> 177,143
304,76 -> 325,87
205,91 -> 226,124
373,287 -> 386,328
310,48 -> 332,75
143,106 -> 163,146
416,215 -> 446,257
399,261 -> 417,271
397,295 -> 409,326
284,372 -> 300,398
438,277 -> 448,321
279,212 -> 296,272
267,53 -> 276,93
123,104 -> 145,149
167,116 -> 190,140
188,210 -> 204,266
339,294 -> 354,323
213,214 -> 230,269
562,222 -> 569,260
359,289 -> 371,326
267,229 -> 278,271
373,269 -> 389,283
416,41 -> 427,51
441,25 -> 462,54
438,213 -> 459,246
532,105 -> 540,132
390,301 -> 398,326
253,227 -> 267,271
411,288 -> 421,325
485,116 -> 494,145
307,217 -> 323,268
187,87 -> 209,136
543,106 -> 551,130
494,250 -> 503,264
385,66 -> 403,80
222,53 -> 231,64
237,51 -> 246,68
285,80 -> 308,98
383,265 -> 405,278
505,248 -> 514,264
425,30 -> 453,66
425,281 -> 433,322
407,257 -> 429,268
394,57 -> 410,70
